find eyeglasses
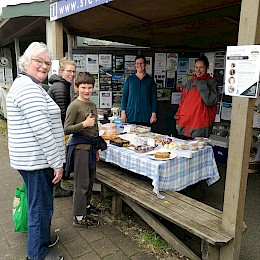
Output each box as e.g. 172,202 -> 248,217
63,70 -> 76,74
31,58 -> 52,67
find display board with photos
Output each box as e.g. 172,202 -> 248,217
72,50 -> 229,113
73,51 -> 138,109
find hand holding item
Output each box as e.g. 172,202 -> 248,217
83,113 -> 95,127
53,168 -> 63,184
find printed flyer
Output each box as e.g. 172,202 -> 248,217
225,45 -> 260,98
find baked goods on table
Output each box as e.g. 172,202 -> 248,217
131,125 -> 151,133
110,137 -> 130,147
154,152 -> 170,159
134,145 -> 155,153
163,141 -> 178,149
100,123 -> 117,140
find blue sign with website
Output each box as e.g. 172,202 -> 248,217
50,0 -> 113,21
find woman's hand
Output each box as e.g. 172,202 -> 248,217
53,168 -> 63,184
150,113 -> 157,124
121,110 -> 127,123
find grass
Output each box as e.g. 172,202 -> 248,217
136,231 -> 171,251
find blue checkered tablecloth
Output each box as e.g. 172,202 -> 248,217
100,145 -> 220,198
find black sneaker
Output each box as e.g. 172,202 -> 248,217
26,255 -> 63,260
48,234 -> 59,248
73,215 -> 99,228
86,204 -> 101,216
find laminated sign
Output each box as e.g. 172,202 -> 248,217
225,45 -> 260,98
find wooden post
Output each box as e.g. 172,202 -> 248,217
220,1 -> 260,259
46,19 -> 63,60
111,194 -> 122,215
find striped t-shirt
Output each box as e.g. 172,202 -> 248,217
6,74 -> 65,171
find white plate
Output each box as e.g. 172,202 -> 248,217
146,152 -> 177,161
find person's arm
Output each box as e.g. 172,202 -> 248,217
16,82 -> 64,170
174,89 -> 186,129
96,150 -> 100,161
150,79 -> 157,124
64,102 -> 95,135
121,78 -> 129,123
121,110 -> 127,123
196,78 -> 218,106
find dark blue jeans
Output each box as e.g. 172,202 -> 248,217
19,168 -> 54,260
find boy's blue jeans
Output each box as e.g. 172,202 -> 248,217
19,168 -> 54,260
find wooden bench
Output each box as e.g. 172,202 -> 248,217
96,160 -> 241,260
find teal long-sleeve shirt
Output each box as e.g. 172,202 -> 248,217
121,74 -> 157,124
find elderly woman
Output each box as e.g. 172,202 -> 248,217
6,42 -> 64,260
48,57 -> 76,198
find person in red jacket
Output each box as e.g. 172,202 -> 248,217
175,55 -> 218,138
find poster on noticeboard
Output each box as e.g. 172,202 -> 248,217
225,45 -> 260,98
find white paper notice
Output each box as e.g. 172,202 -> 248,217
86,54 -> 99,73
73,54 -> 86,72
100,91 -> 112,108
225,45 -> 260,98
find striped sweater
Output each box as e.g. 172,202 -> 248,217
6,74 -> 65,171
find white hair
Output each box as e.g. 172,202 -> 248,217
18,42 -> 52,71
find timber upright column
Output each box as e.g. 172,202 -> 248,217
46,19 -> 63,61
219,0 -> 260,260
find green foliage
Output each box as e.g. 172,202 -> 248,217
136,231 -> 171,250
0,116 -> 7,135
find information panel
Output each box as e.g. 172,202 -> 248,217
225,45 -> 260,98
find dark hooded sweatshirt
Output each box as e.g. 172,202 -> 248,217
48,74 -> 71,125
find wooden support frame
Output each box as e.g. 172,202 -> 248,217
121,196 -> 201,260
221,0 -> 260,259
46,18 -> 63,60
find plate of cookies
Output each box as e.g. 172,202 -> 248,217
146,149 -> 177,161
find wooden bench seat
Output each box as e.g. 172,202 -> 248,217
96,161 -> 238,260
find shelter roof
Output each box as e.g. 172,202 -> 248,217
0,0 -> 241,51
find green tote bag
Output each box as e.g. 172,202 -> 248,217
13,182 -> 28,232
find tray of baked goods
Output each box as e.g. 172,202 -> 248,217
110,137 -> 130,147
130,125 -> 151,133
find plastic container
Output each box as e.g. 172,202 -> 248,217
210,135 -> 229,163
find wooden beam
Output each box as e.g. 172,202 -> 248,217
46,19 -> 63,60
122,197 -> 201,260
111,194 -> 122,215
221,0 -> 260,259
14,38 -> 20,75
